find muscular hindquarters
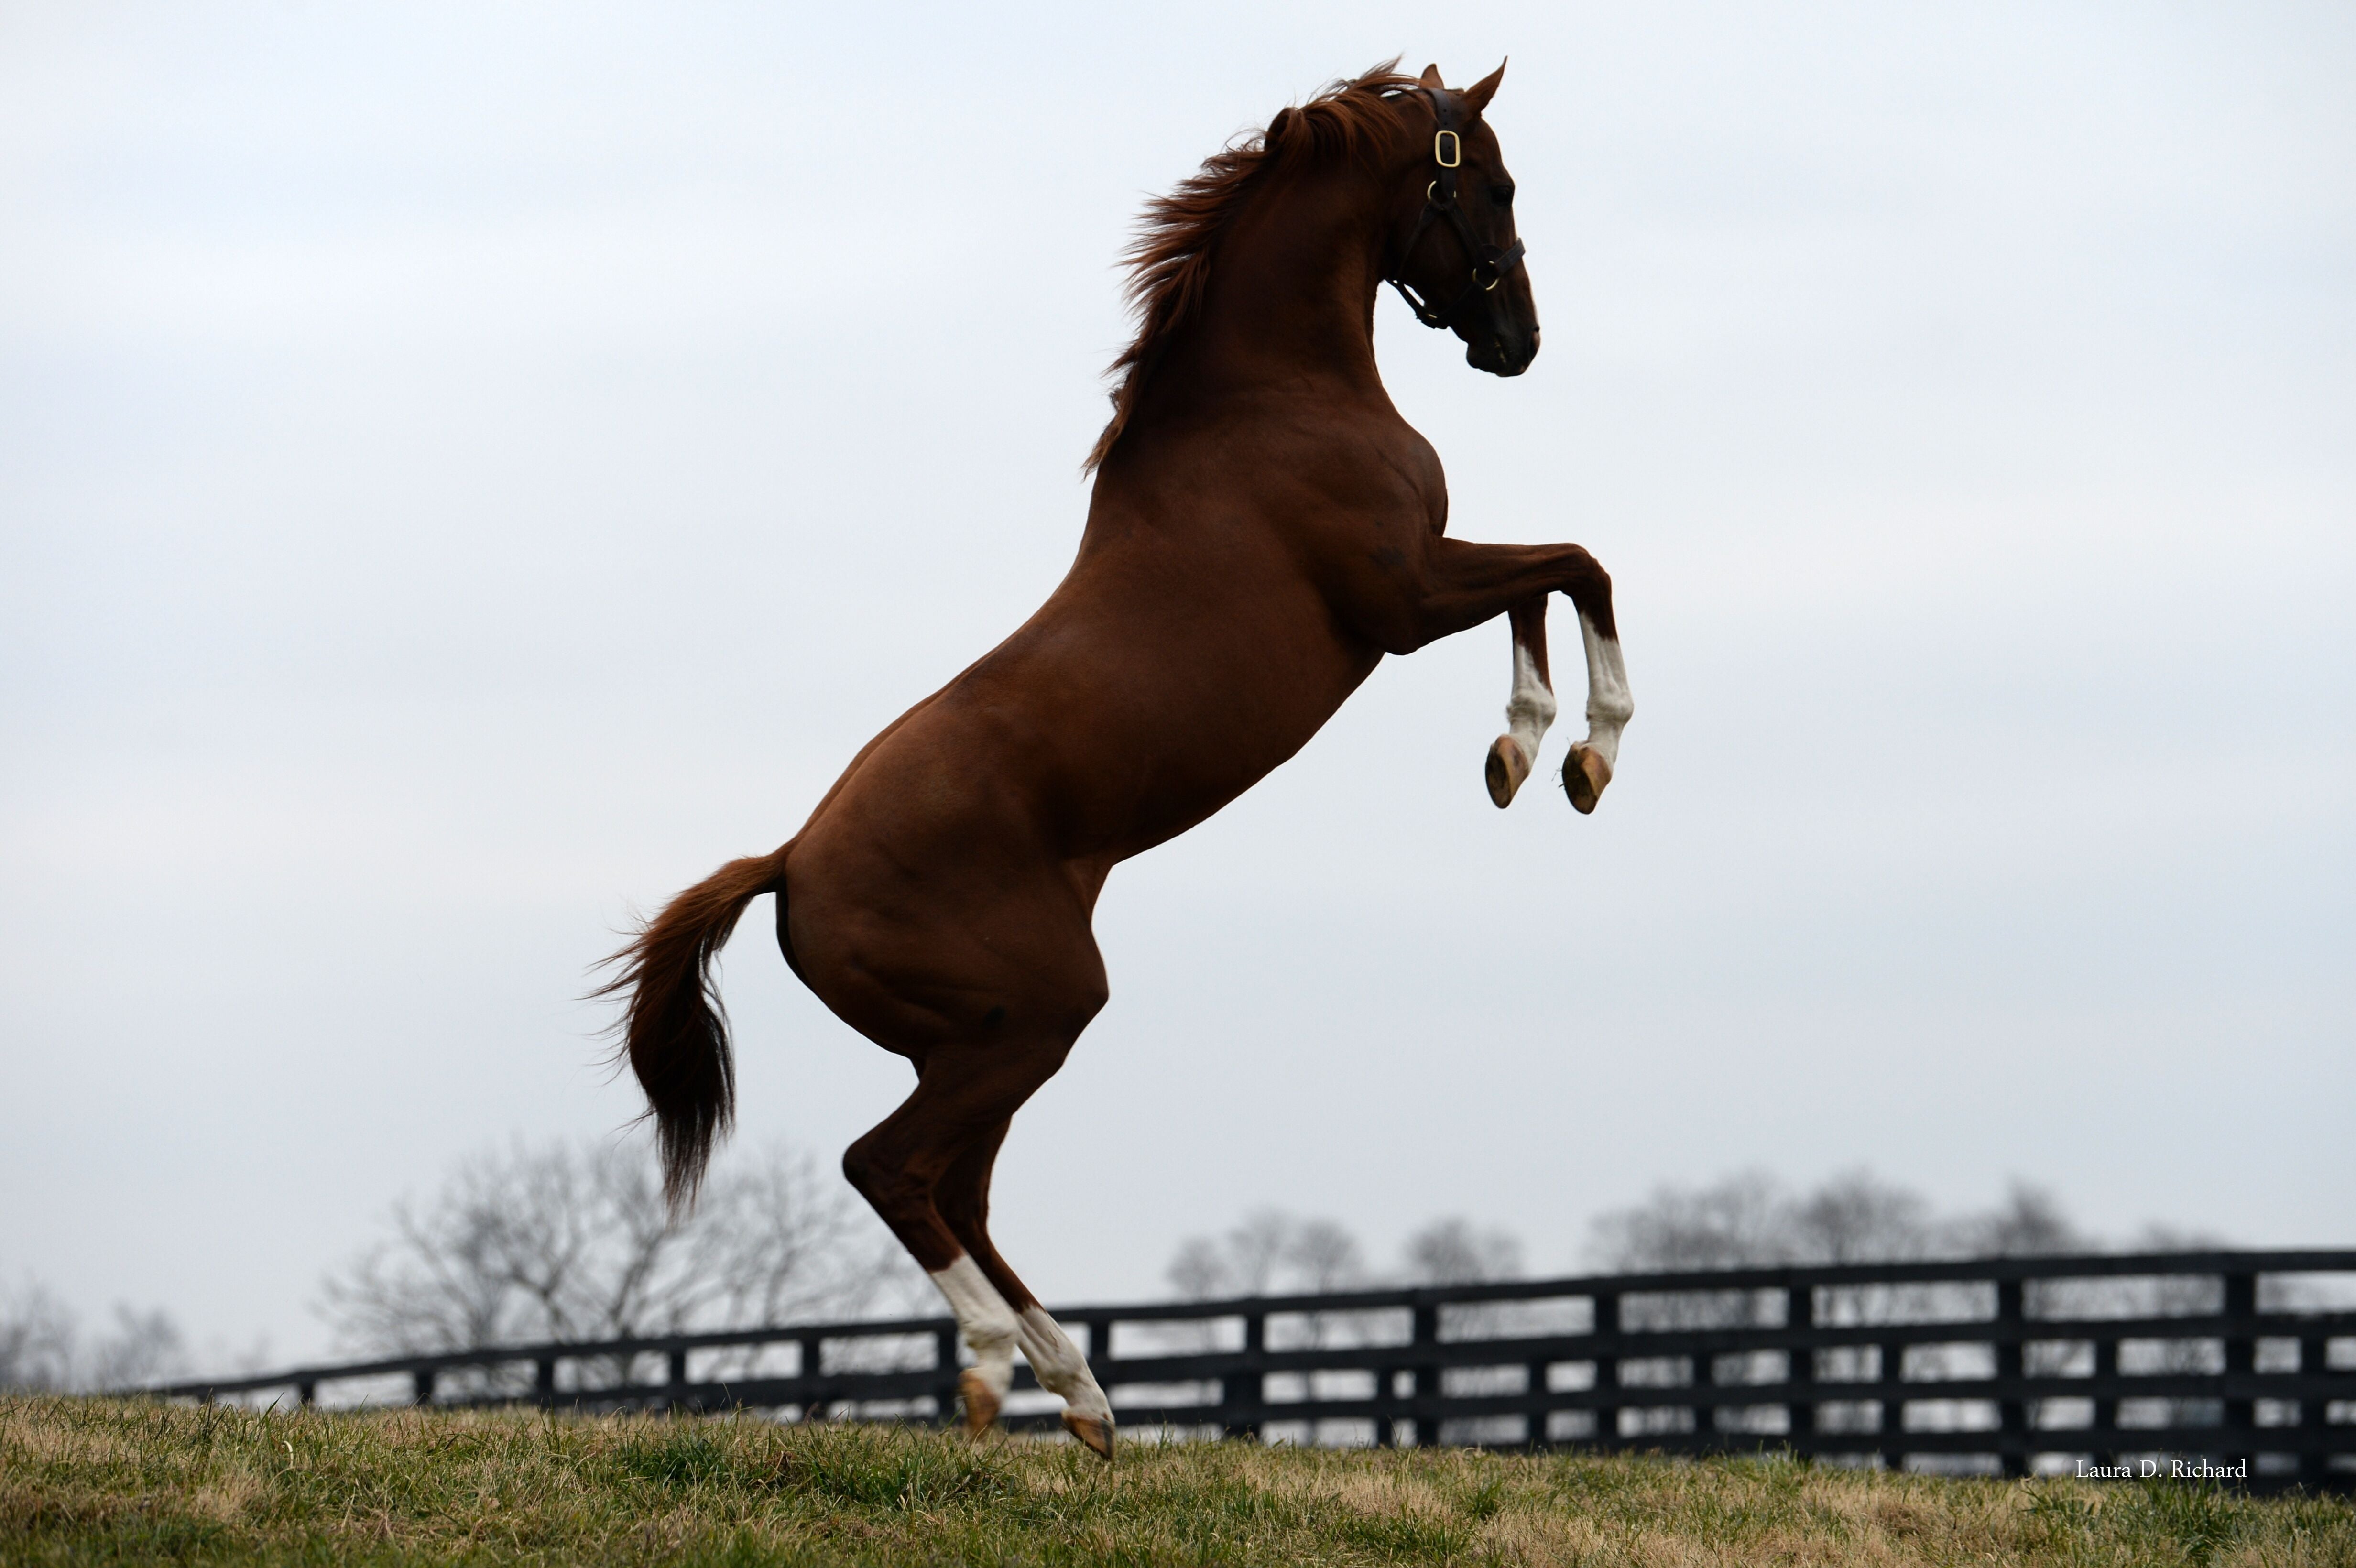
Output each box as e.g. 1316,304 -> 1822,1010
782,771 -> 1108,1058
783,787 -> 1108,1268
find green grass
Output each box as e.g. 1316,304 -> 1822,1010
5,1397 -> 2352,1566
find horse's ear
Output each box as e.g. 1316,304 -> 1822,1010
1463,59 -> 1505,114
1266,106 -> 1295,149
1417,63 -> 1444,90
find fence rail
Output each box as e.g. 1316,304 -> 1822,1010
146,1250 -> 2356,1492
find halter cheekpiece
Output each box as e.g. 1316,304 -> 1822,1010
1383,87 -> 1527,331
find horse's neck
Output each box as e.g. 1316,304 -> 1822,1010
1158,172 -> 1391,412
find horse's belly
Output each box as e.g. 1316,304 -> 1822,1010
804,624 -> 1373,875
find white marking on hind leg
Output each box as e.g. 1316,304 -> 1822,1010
1574,610 -> 1634,769
1017,1306 -> 1113,1424
928,1254 -> 1020,1402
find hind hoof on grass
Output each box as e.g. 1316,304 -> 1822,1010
1061,1408 -> 1116,1460
958,1369 -> 1001,1437
1564,746 -> 1612,815
1484,735 -> 1531,808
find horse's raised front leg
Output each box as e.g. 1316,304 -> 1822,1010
1564,601 -> 1633,814
1485,596 -> 1558,806
1381,536 -> 1635,813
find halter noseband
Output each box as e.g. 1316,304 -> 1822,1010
1384,88 -> 1527,332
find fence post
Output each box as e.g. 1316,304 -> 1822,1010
2090,1335 -> 2117,1472
1995,1278 -> 2027,1477
930,1325 -> 960,1429
2220,1270 -> 2255,1475
800,1335 -> 826,1424
666,1346 -> 690,1413
1221,1309 -> 1265,1444
1877,1336 -> 1905,1473
1410,1299 -> 1441,1448
1374,1307 -> 1405,1449
1786,1284 -> 1815,1457
1593,1291 -> 1621,1450
411,1368 -> 435,1407
1526,1353 -> 1549,1450
2299,1329 -> 2331,1489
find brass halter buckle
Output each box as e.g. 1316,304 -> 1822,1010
1433,128 -> 1462,168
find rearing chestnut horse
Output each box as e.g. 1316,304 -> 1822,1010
606,61 -> 1631,1458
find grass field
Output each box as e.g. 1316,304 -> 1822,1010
5,1397 -> 2352,1566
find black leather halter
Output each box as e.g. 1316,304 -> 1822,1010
1385,88 -> 1527,332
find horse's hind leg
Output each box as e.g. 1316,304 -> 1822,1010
840,1056 -> 1037,1437
1485,595 -> 1558,807
935,1121 -> 1117,1457
794,826 -> 1113,1447
837,990 -> 1104,1445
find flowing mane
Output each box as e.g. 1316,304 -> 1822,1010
1083,63 -> 1423,474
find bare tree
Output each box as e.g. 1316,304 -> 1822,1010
1955,1182 -> 2090,1258
1287,1219 -> 1369,1293
0,1276 -> 187,1393
0,1278 -> 77,1392
319,1136 -> 921,1372
1169,1211 -> 1531,1298
83,1306 -> 186,1391
1788,1171 -> 1942,1263
1167,1209 -> 1369,1300
1402,1217 -> 1524,1285
1164,1209 -> 1383,1355
1585,1169 -> 1795,1272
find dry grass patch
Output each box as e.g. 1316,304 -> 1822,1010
2,1396 -> 2350,1566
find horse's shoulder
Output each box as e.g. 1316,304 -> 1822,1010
1252,396 -> 1444,511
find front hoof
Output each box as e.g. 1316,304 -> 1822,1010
958,1369 -> 1002,1437
1484,735 -> 1531,808
1060,1408 -> 1116,1460
1564,746 -> 1613,815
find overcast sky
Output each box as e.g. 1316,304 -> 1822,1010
3,1 -> 2350,1369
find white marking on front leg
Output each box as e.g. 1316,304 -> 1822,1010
1017,1306 -> 1113,1423
1575,610 -> 1634,769
928,1255 -> 1020,1400
1503,641 -> 1559,771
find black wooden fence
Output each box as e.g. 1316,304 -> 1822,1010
148,1250 -> 2356,1492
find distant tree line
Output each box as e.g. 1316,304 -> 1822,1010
1580,1168 -> 2193,1271
1164,1167 -> 2202,1298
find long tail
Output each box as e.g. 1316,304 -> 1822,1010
597,845 -> 788,1214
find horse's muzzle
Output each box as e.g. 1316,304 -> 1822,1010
1473,322 -> 1539,377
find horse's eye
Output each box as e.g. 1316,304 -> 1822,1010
1491,184 -> 1515,207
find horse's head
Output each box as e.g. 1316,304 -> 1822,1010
1384,63 -> 1538,377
